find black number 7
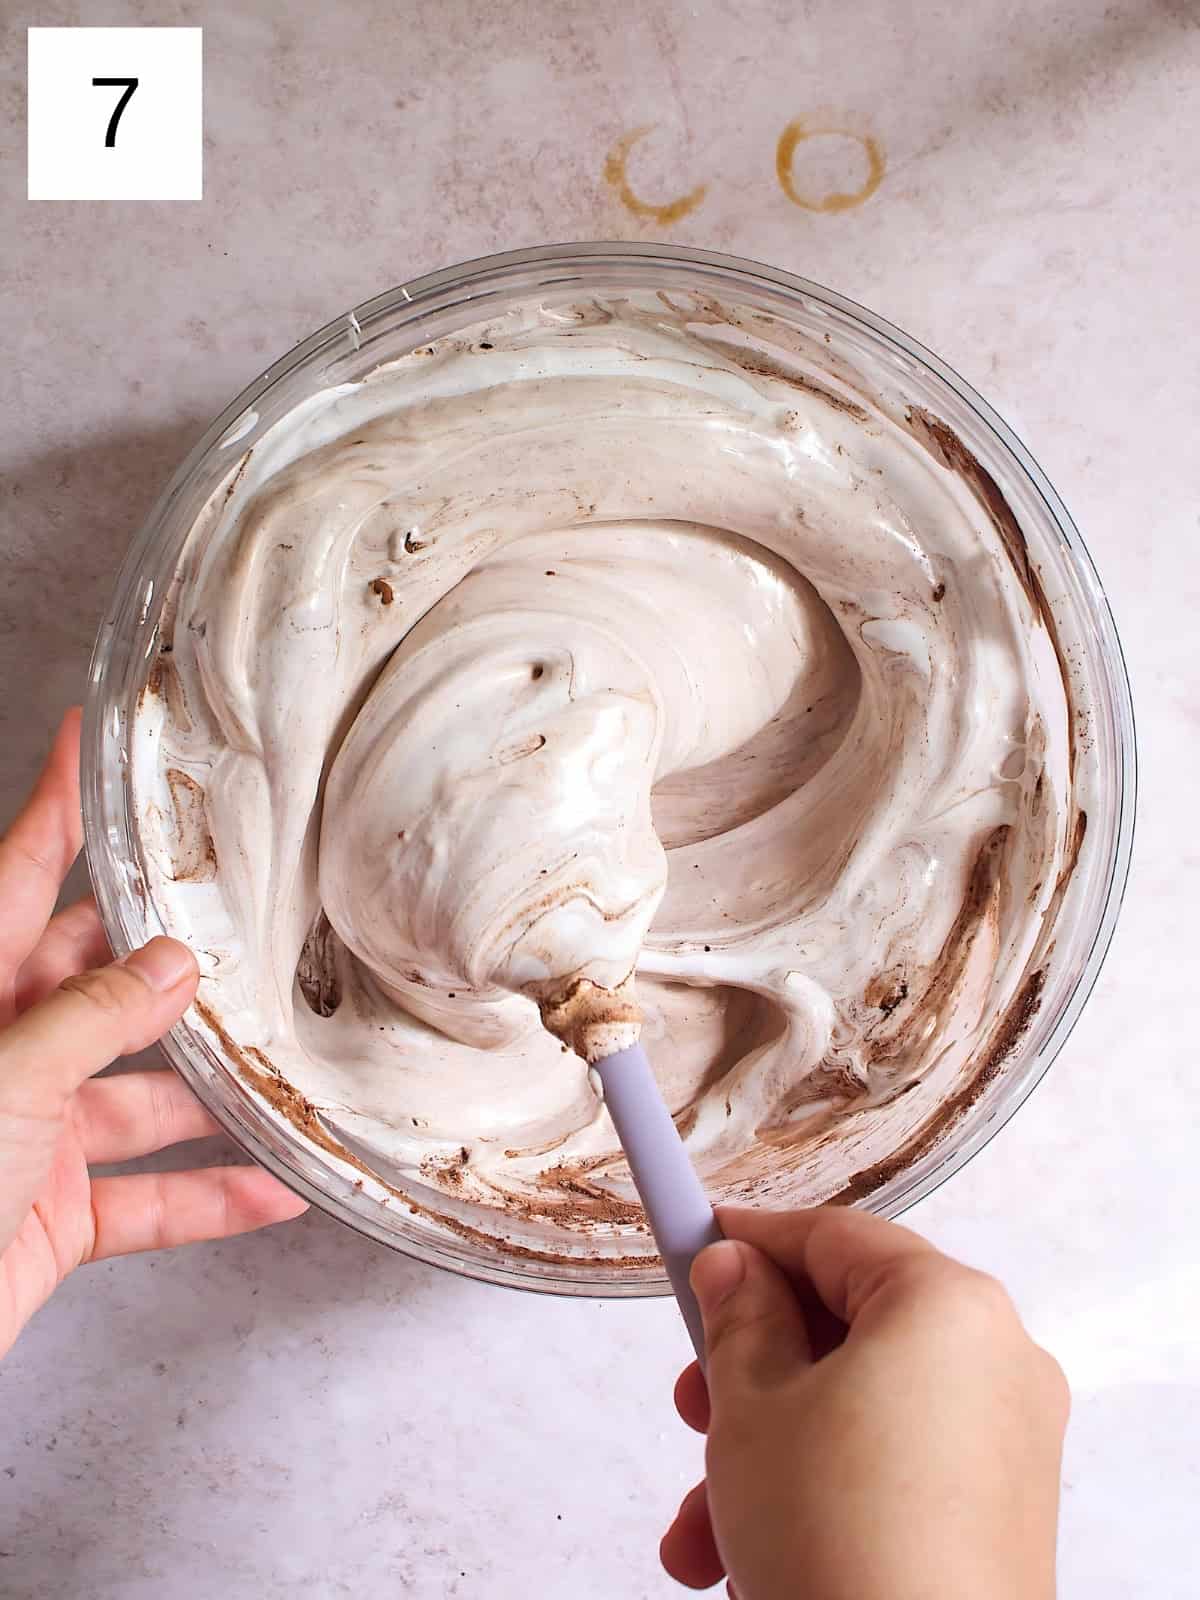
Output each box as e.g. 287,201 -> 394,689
92,77 -> 139,148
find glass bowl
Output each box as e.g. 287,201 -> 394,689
82,243 -> 1135,1297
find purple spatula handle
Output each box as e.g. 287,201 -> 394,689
593,1042 -> 722,1363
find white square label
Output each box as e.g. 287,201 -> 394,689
27,27 -> 203,201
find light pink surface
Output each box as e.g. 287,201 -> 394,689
1,2 -> 1196,1595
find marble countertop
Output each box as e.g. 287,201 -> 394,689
2,2 -> 1196,1594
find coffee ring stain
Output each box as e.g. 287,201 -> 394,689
775,119 -> 885,213
604,124 -> 708,225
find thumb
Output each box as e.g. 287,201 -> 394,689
0,937 -> 199,1117
691,1238 -> 812,1400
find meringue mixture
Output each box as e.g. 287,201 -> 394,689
133,291 -> 1079,1262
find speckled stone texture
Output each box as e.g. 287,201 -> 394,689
1,2 -> 1197,1595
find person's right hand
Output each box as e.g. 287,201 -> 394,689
662,1206 -> 1069,1599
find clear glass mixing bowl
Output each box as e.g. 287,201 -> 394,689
83,243 -> 1135,1296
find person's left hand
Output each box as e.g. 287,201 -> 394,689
0,709 -> 308,1360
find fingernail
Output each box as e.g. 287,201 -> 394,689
691,1239 -> 746,1315
123,937 -> 198,993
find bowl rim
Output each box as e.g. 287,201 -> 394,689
83,240 -> 1137,1298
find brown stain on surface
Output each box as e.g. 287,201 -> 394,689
534,1166 -> 645,1228
875,825 -> 1009,1060
906,408 -> 1039,606
401,1194 -> 658,1273
142,643 -> 197,739
165,769 -> 217,883
776,119 -> 886,212
193,999 -> 376,1182
713,343 -> 870,418
193,998 -> 656,1258
604,125 -> 708,224
832,965 -> 1048,1206
495,732 -> 547,766
750,826 -> 1023,1180
296,911 -> 342,1018
865,971 -> 909,1016
1059,809 -> 1088,888
903,405 -> 1081,786
536,970 -> 642,1059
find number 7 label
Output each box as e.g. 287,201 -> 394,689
92,77 -> 140,149
28,28 -> 201,201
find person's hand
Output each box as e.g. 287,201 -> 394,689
0,710 -> 308,1360
662,1206 -> 1069,1599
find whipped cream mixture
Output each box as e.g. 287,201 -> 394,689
133,292 -> 1078,1259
